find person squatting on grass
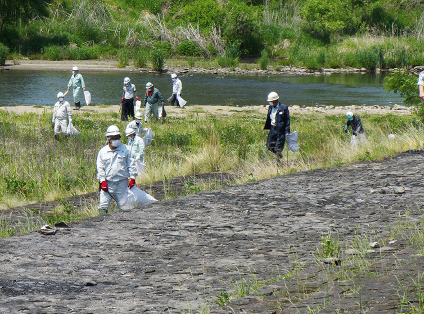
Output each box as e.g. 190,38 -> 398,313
67,66 -> 85,110
52,92 -> 72,141
344,111 -> 365,144
144,82 -> 164,122
170,73 -> 182,107
121,77 -> 138,121
264,92 -> 290,159
97,125 -> 138,214
127,111 -> 148,138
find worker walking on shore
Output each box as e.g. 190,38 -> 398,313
96,125 -> 138,214
52,92 -> 72,140
67,66 -> 85,110
344,111 -> 365,145
264,92 -> 290,159
121,77 -> 137,121
170,73 -> 182,107
144,82 -> 164,122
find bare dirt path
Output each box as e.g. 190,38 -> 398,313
1,151 -> 424,313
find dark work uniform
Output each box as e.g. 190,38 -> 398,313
264,102 -> 290,154
344,116 -> 364,135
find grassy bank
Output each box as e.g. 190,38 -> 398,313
0,107 -> 422,210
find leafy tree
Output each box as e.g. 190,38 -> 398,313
0,0 -> 52,33
384,70 -> 421,105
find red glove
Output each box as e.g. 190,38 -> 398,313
100,181 -> 108,192
128,178 -> 136,189
121,97 -> 124,103
136,97 -> 140,101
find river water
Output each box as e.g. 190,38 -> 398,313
0,70 -> 404,107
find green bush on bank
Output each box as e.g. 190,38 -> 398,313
0,43 -> 10,65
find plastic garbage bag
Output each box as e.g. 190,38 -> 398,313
388,134 -> 395,139
136,160 -> 145,174
142,128 -> 153,146
119,187 -> 157,210
135,99 -> 141,112
84,91 -> 91,105
286,131 -> 299,152
177,95 -> 187,107
158,104 -> 166,119
350,134 -> 358,146
66,122 -> 80,135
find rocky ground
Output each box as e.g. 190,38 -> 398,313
1,151 -> 424,313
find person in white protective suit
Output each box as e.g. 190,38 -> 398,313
67,66 -> 85,110
52,92 -> 72,140
127,111 -> 148,137
96,125 -> 138,214
170,73 -> 182,106
126,126 -> 146,171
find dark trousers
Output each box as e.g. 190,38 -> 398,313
170,94 -> 180,107
121,98 -> 134,121
267,128 -> 285,154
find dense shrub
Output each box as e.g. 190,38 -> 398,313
176,40 -> 203,56
153,42 -> 173,56
258,49 -> 269,70
150,48 -> 165,71
43,45 -> 63,61
133,49 -> 148,68
0,43 -> 10,65
384,70 -> 421,106
118,49 -> 129,67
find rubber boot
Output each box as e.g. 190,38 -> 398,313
75,102 -> 81,110
54,134 -> 60,141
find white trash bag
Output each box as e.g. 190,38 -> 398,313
135,99 -> 141,112
177,95 -> 187,107
143,128 -> 153,146
84,91 -> 91,105
136,161 -> 145,174
286,131 -> 299,152
119,187 -> 157,210
66,122 -> 80,135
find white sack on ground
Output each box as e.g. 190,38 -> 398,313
286,131 -> 299,152
177,95 -> 187,107
119,187 -> 157,210
84,91 -> 91,105
66,122 -> 80,135
142,128 -> 153,146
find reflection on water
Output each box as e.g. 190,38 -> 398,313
0,70 -> 404,107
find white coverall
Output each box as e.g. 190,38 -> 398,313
128,136 -> 145,163
52,100 -> 72,135
127,120 -> 148,137
68,73 -> 85,104
96,143 -> 137,212
172,78 -> 182,95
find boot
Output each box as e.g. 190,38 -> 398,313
54,134 -> 59,141
75,102 -> 81,110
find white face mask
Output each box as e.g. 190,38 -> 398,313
110,139 -> 121,147
135,119 -> 141,124
59,97 -> 64,102
269,102 -> 274,106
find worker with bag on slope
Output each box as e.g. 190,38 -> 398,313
52,92 -> 72,140
96,125 -> 138,214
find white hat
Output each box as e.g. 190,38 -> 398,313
124,77 -> 130,84
267,92 -> 279,102
346,111 -> 353,120
146,82 -> 153,89
171,73 -> 177,79
125,126 -> 136,136
57,92 -> 64,98
105,125 -> 120,137
135,111 -> 143,119
72,66 -> 79,71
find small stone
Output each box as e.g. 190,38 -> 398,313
369,241 -> 380,248
393,187 -> 405,194
322,257 -> 341,266
344,249 -> 360,255
83,279 -> 97,286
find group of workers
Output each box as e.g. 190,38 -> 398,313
53,65 -> 369,213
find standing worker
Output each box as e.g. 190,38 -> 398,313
144,82 -> 164,122
121,77 -> 138,121
418,69 -> 424,101
264,92 -> 290,159
52,92 -> 72,140
67,66 -> 85,110
97,125 -> 138,214
170,73 -> 182,106
344,111 -> 365,143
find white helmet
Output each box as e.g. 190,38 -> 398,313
346,111 -> 353,120
125,126 -> 136,136
124,77 -> 130,84
146,82 -> 153,89
267,92 -> 279,102
72,66 -> 79,71
105,125 -> 120,137
57,92 -> 64,99
135,111 -> 143,120
171,73 -> 177,79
